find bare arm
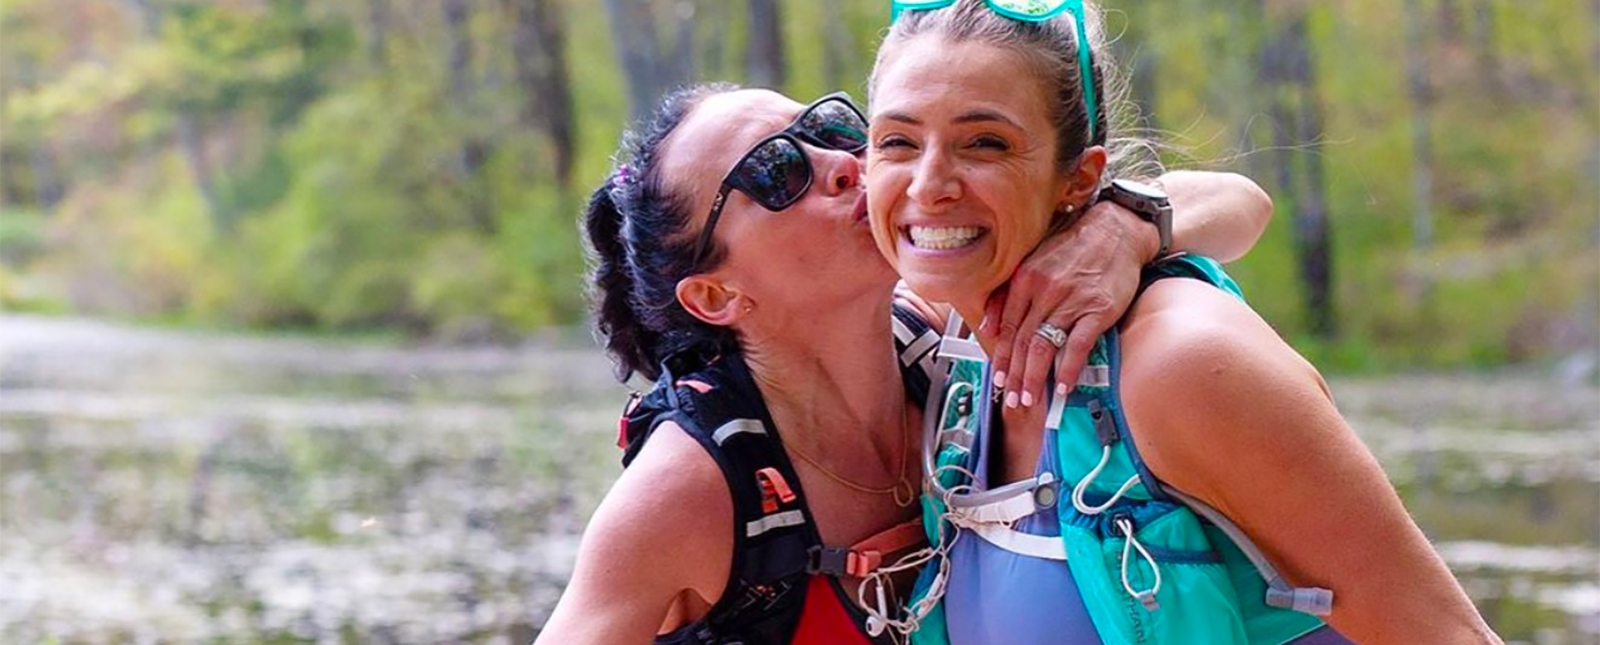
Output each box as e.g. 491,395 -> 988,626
1160,170 -> 1273,264
985,170 -> 1273,411
1118,280 -> 1500,645
537,423 -> 733,645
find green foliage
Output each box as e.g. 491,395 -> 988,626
0,0 -> 1594,368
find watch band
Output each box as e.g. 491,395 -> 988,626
1099,179 -> 1173,260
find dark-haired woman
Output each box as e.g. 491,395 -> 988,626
536,84 -> 1273,645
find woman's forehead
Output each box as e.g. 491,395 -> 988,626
872,38 -> 1048,124
662,89 -> 801,209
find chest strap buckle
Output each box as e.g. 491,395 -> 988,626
805,545 -> 881,578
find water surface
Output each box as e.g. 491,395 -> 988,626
1,315 -> 1595,644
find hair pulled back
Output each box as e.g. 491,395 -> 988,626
583,83 -> 739,383
871,0 -> 1159,181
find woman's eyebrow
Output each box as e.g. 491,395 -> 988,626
875,111 -> 922,125
953,109 -> 1019,127
874,109 -> 1019,128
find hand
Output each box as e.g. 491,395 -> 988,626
980,200 -> 1159,408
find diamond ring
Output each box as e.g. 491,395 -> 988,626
1035,322 -> 1067,349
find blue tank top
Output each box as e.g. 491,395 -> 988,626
944,425 -> 1101,644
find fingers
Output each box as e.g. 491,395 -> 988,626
1002,287 -> 1053,409
1053,319 -> 1102,398
1018,317 -> 1071,408
984,285 -> 1012,382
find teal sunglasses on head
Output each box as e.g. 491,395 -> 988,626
889,0 -> 1099,141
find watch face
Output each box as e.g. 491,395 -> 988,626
1112,178 -> 1167,201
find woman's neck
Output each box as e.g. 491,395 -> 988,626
740,294 -> 907,461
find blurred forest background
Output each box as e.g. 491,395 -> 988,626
0,0 -> 1596,370
1,2 -> 1597,643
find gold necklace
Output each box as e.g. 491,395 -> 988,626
784,403 -> 917,508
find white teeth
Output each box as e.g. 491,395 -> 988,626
908,226 -> 982,250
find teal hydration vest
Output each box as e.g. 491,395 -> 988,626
888,255 -> 1336,645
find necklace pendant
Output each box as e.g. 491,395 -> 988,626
892,478 -> 917,508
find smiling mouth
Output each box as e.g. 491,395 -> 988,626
905,225 -> 985,251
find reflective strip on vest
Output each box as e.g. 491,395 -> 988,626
966,522 -> 1067,561
746,510 -> 806,537
901,331 -> 939,368
713,418 -> 766,445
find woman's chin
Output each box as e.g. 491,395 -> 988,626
894,270 -> 984,311
894,243 -> 994,306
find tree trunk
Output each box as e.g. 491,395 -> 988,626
745,0 -> 785,88
1436,0 -> 1460,44
366,0 -> 390,67
1471,0 -> 1498,87
1403,0 -> 1435,253
674,1 -> 696,84
1260,15 -> 1295,202
1261,4 -> 1335,338
1240,0 -> 1273,188
821,0 -> 851,91
177,113 -> 225,232
1292,14 -> 1334,338
30,142 -> 62,210
602,0 -> 687,120
703,0 -> 732,80
443,0 -> 493,234
444,0 -> 474,100
509,0 -> 575,186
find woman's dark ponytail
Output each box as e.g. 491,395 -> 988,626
582,83 -> 740,383
583,179 -> 659,382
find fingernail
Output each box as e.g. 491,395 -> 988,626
1005,391 -> 1019,409
994,371 -> 1007,386
978,316 -> 990,333
1021,390 -> 1034,408
1055,383 -> 1069,398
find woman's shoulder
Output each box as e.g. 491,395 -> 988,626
610,419 -> 734,542
1119,275 -> 1312,378
1116,276 -> 1333,496
583,419 -> 735,601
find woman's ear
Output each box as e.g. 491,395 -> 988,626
677,275 -> 748,327
1059,146 -> 1109,210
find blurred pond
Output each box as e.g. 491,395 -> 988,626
1,315 -> 1596,645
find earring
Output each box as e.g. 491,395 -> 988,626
1063,204 -> 1076,214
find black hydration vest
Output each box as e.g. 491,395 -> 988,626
616,305 -> 938,645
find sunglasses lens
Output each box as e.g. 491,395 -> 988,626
733,138 -> 810,210
799,99 -> 868,152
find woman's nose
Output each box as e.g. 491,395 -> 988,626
906,149 -> 960,208
817,147 -> 863,195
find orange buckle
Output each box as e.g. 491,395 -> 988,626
846,550 -> 883,578
755,467 -> 798,514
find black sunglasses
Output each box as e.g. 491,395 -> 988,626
690,92 -> 869,266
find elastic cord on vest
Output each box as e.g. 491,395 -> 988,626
1116,516 -> 1162,611
1069,446 -> 1142,515
1069,398 -> 1143,516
